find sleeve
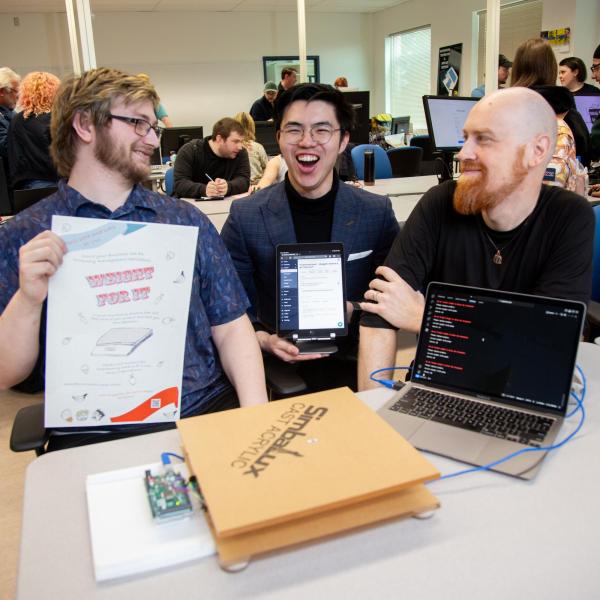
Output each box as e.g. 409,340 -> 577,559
196,217 -> 250,326
370,196 -> 400,268
249,100 -> 263,122
0,224 -> 21,314
226,149 -> 251,196
220,202 -> 258,320
591,116 -> 600,163
545,121 -> 577,190
173,142 -> 207,199
0,116 -> 9,159
155,103 -> 168,120
532,196 -> 594,305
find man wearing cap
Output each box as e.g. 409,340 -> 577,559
250,81 -> 278,122
471,54 -> 512,97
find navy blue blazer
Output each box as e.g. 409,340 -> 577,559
221,181 -> 399,332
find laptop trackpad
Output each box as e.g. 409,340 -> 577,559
411,422 -> 488,461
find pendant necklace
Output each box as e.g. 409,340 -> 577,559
482,225 -> 524,266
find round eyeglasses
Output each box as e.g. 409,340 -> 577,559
279,125 -> 343,145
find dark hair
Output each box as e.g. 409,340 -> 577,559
559,57 -> 587,82
211,117 -> 244,141
531,85 -> 575,114
281,67 -> 297,79
511,38 -> 557,87
594,44 -> 600,60
273,83 -> 355,133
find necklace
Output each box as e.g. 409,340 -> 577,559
482,230 -> 520,265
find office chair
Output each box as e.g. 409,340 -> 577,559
164,167 -> 174,196
13,186 -> 58,214
586,204 -> 600,342
387,146 -> 423,178
0,160 -> 13,215
10,402 -> 47,455
409,135 -> 434,160
351,144 -> 393,180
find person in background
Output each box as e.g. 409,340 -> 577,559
358,87 -> 594,389
590,44 -> 600,162
470,54 -> 512,97
173,117 -> 250,199
334,76 -> 348,88
252,154 -> 288,191
277,67 -> 297,96
137,73 -> 173,127
0,67 -> 20,160
8,71 -> 60,190
558,57 -> 600,96
249,81 -> 278,122
233,111 -> 268,186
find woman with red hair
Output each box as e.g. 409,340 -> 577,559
8,71 -> 60,190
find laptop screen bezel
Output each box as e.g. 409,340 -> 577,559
413,282 -> 586,416
276,242 -> 348,341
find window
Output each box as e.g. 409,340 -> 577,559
386,26 -> 431,132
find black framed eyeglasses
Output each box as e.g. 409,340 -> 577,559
590,64 -> 600,73
109,114 -> 164,138
279,124 -> 343,145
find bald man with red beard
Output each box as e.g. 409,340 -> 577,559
357,87 -> 594,390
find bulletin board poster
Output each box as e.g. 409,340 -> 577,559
541,28 -> 570,52
45,216 -> 198,428
437,43 -> 463,96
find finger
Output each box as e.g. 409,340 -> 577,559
359,300 -> 382,315
21,245 -> 64,270
375,265 -> 402,282
20,261 -> 59,280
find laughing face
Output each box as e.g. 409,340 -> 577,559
278,99 -> 349,199
94,98 -> 159,184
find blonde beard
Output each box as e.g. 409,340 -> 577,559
453,146 -> 527,216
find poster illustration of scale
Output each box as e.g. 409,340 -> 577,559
45,216 -> 198,427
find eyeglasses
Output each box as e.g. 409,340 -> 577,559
109,114 -> 164,138
279,124 -> 343,145
590,64 -> 600,73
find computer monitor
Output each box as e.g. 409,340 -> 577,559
254,121 -> 279,156
422,95 -> 479,152
160,126 -> 204,156
573,95 -> 600,133
341,90 -> 370,144
391,116 -> 410,135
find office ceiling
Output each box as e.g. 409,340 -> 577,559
0,0 -> 408,14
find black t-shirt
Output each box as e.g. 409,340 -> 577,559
572,83 -> 600,96
362,180 -> 594,329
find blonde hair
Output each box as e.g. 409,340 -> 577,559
18,71 -> 60,118
50,67 -> 159,177
233,111 -> 256,142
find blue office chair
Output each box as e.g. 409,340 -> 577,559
387,146 -> 423,178
585,204 -> 600,341
351,144 -> 393,180
164,168 -> 174,196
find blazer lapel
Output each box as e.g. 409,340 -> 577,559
261,186 -> 297,246
331,184 -> 362,258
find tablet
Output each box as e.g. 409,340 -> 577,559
276,243 -> 347,354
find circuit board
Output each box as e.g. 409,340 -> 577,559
144,468 -> 193,522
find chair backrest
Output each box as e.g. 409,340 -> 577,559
0,159 -> 12,215
165,168 -> 174,196
409,135 -> 434,161
387,146 -> 423,178
351,144 -> 393,180
13,186 -> 57,214
592,204 -> 600,302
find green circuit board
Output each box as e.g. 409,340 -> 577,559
144,468 -> 193,522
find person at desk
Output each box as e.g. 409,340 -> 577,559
221,83 -> 398,392
471,54 -> 512,97
590,44 -> 600,162
357,87 -> 594,390
0,67 -> 20,160
277,68 -> 297,96
137,73 -> 173,127
249,81 -> 278,122
559,57 -> 600,96
173,117 -> 250,199
0,67 -> 267,450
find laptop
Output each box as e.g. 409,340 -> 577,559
378,282 -> 585,479
276,243 -> 347,354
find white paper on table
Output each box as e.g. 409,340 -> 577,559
45,216 -> 198,428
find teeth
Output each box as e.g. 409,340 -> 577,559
297,155 -> 318,163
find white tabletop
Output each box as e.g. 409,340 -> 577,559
17,342 -> 600,599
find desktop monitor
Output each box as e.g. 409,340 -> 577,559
391,116 -> 411,135
341,90 -> 370,144
422,95 -> 479,152
160,126 -> 204,156
254,121 -> 279,156
573,95 -> 600,133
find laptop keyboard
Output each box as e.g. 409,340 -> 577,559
389,387 -> 555,447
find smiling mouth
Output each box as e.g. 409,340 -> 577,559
296,154 -> 319,169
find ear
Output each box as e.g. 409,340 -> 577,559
338,130 -> 350,155
72,110 -> 95,144
527,133 -> 552,168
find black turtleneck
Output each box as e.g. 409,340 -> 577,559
284,172 -> 339,242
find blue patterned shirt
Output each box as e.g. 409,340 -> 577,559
0,180 -> 250,415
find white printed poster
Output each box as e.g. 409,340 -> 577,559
45,216 -> 198,428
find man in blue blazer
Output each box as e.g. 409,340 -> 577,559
221,83 -> 398,391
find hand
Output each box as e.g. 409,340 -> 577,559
205,181 -> 222,197
215,178 -> 228,197
359,266 -> 425,333
18,231 -> 66,307
589,184 -> 600,198
256,331 -> 324,363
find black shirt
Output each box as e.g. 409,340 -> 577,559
285,172 -> 338,242
249,96 -> 274,122
572,83 -> 600,96
362,180 -> 594,329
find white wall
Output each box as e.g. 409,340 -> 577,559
0,10 -> 373,130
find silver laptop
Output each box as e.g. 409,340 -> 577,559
378,282 -> 585,479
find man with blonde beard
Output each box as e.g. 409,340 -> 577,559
357,87 -> 594,390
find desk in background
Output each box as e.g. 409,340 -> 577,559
17,343 -> 600,599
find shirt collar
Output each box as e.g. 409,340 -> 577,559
58,179 -> 160,217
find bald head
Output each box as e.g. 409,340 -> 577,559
468,87 -> 556,164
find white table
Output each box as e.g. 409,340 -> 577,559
181,197 -> 238,233
16,342 -> 600,599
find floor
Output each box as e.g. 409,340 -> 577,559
0,333 -> 416,600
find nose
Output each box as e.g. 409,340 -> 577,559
457,136 -> 475,162
298,128 -> 316,146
